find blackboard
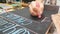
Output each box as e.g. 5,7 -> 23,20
0,5 -> 59,34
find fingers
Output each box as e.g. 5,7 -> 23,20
31,10 -> 37,16
37,6 -> 44,18
29,4 -> 38,16
29,1 -> 44,17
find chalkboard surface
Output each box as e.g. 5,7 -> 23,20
0,5 -> 59,34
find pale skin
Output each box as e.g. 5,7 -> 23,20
51,14 -> 60,34
29,0 -> 44,18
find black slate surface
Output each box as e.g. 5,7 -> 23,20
0,17 -> 35,34
0,5 -> 59,34
0,12 -> 51,34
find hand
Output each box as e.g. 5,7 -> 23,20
29,1 -> 44,18
51,14 -> 60,34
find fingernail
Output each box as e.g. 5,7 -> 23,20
38,15 -> 41,18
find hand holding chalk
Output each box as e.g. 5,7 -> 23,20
29,1 -> 44,18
